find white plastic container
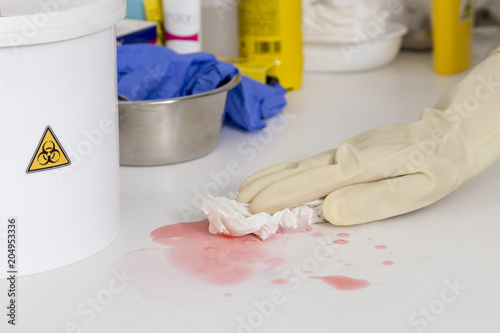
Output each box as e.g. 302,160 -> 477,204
0,0 -> 125,276
162,0 -> 201,53
304,22 -> 407,73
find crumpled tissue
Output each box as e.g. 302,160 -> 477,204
200,195 -> 325,241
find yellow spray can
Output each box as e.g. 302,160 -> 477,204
431,0 -> 475,74
239,0 -> 303,90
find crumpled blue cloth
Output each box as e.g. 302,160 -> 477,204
117,44 -> 287,131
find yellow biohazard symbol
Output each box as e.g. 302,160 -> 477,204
26,126 -> 71,174
460,0 -> 472,21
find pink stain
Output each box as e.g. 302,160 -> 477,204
337,233 -> 350,238
270,278 -> 289,285
150,220 -> 287,285
223,293 -> 232,297
312,275 -> 370,291
382,261 -> 395,266
332,239 -> 349,245
375,245 -> 388,250
310,231 -> 324,238
344,263 -> 353,267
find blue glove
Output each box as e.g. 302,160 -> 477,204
117,44 -> 287,131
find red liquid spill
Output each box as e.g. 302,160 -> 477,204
382,261 -> 395,266
375,245 -> 388,250
332,239 -> 349,245
270,278 -> 289,285
310,231 -> 324,238
337,233 -> 350,238
150,220 -> 287,285
312,275 -> 370,291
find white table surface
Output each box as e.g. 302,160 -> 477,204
3,30 -> 500,333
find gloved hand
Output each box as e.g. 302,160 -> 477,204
236,48 -> 500,226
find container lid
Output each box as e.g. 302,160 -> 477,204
0,0 -> 126,47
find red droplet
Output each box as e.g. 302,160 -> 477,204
270,278 -> 289,285
332,239 -> 349,245
312,275 -> 370,291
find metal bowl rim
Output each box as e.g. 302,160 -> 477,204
118,73 -> 241,107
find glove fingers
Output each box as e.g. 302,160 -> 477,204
237,149 -> 337,203
323,172 -> 438,226
247,164 -> 349,214
238,167 -> 312,203
238,162 -> 296,192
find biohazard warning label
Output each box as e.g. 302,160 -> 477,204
460,0 -> 472,21
26,126 -> 71,174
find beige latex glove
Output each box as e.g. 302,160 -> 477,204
237,48 -> 500,226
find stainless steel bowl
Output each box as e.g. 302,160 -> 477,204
118,74 -> 241,166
